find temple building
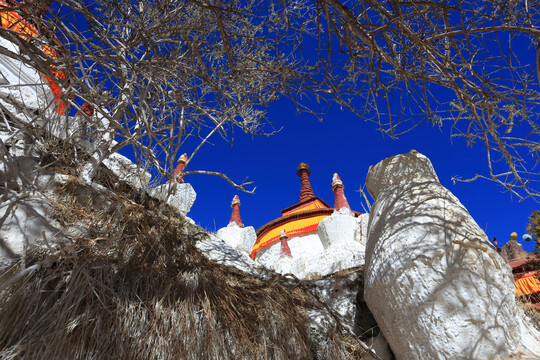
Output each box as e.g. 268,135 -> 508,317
217,162 -> 369,279
492,233 -> 540,309
251,163 -> 337,260
0,0 -> 68,118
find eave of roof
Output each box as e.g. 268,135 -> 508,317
509,255 -> 540,270
256,208 -> 334,237
280,196 -> 331,215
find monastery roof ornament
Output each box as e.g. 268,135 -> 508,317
167,153 -> 188,184
280,229 -> 292,257
297,162 -> 315,203
332,173 -> 351,212
230,195 -> 244,227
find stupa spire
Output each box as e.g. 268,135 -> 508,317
280,229 -> 292,257
229,195 -> 244,227
297,163 -> 315,203
168,153 -> 188,184
332,173 -> 351,212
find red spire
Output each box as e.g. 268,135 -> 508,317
332,173 -> 351,211
229,195 -> 244,227
280,229 -> 292,257
167,153 -> 188,184
76,102 -> 94,117
297,163 -> 315,203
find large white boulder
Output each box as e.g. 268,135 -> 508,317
0,193 -> 65,262
364,150 -> 523,360
152,182 -> 196,215
216,223 -> 257,255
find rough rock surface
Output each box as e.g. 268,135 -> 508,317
196,234 -> 268,278
216,222 -> 257,255
102,152 -> 151,189
305,267 -> 394,360
364,150 -> 526,360
151,182 -> 196,215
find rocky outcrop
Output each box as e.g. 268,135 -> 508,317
102,152 -> 152,189
364,150 -> 523,360
305,267 -> 394,360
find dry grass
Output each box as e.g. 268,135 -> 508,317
520,301 -> 540,333
0,177 -> 367,359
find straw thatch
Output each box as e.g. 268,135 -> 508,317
0,174 -> 369,359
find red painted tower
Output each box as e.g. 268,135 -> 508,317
297,162 -> 315,203
167,153 -> 188,184
280,229 -> 292,257
230,195 -> 244,227
332,173 -> 351,212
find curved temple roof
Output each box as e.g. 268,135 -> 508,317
250,163 -> 360,260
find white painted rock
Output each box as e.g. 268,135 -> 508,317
196,235 -> 267,278
0,194 -> 65,262
103,152 -> 152,189
310,242 -> 365,277
216,223 -> 257,256
364,150 -> 521,360
357,213 -> 369,245
152,182 -> 196,215
0,38 -> 51,113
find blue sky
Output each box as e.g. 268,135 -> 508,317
51,0 -> 537,252
182,98 -> 538,252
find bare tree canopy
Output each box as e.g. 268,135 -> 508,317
312,0 -> 540,200
1,0 -> 539,199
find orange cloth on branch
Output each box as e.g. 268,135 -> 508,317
514,272 -> 540,297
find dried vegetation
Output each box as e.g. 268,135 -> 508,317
0,168 -> 368,359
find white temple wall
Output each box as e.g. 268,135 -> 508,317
0,38 -> 52,113
317,213 -> 359,248
288,233 -> 326,258
217,223 -> 257,256
256,233 -> 324,271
